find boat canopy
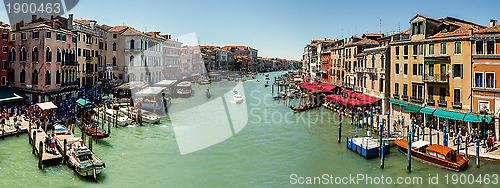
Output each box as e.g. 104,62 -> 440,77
411,140 -> 430,149
136,87 -> 166,96
37,102 -> 58,110
154,80 -> 177,87
176,81 -> 192,87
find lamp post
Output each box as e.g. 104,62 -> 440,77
482,115 -> 487,148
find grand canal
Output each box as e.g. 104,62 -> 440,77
1,71 -> 499,187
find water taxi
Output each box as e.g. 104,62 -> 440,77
233,94 -> 244,104
176,81 -> 192,98
394,139 -> 469,171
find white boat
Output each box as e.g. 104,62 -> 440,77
176,81 -> 192,98
119,107 -> 161,124
233,94 -> 244,104
92,108 -> 133,126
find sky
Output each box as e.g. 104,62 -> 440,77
0,0 -> 499,61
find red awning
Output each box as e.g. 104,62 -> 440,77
325,95 -> 369,107
312,82 -> 320,85
342,89 -> 354,94
321,83 -> 337,91
349,93 -> 381,104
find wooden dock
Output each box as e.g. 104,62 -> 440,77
28,126 -> 63,168
1,115 -> 30,139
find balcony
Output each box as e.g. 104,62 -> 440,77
125,48 -> 145,53
401,95 -> 409,101
393,93 -> 400,99
426,99 -> 435,106
355,67 -> 365,73
410,96 -> 424,103
423,73 -> 448,83
438,99 -> 447,107
452,102 -> 462,109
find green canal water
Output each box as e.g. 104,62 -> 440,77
1,71 -> 500,187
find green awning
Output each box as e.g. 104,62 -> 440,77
0,87 -> 25,104
420,107 -> 436,115
76,98 -> 92,107
310,90 -> 321,94
433,110 -> 466,121
404,104 -> 422,112
102,96 -> 112,100
389,99 -> 409,107
463,114 -> 493,123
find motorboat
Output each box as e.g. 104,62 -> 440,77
233,94 -> 244,104
92,108 -> 133,127
394,139 -> 469,171
119,107 -> 161,124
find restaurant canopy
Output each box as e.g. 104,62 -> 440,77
37,102 -> 58,110
404,104 -> 422,112
0,87 -> 25,104
320,83 -> 337,91
312,82 -> 320,85
463,114 -> 493,123
433,110 -> 466,121
389,99 -> 409,107
325,95 -> 370,107
349,93 -> 380,104
342,89 -> 354,94
419,107 -> 436,115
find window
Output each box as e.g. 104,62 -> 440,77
32,47 -> 39,62
2,33 -> 7,40
56,70 -> 60,85
440,42 -> 447,54
1,60 -> 6,70
130,39 -> 135,49
439,87 -> 446,101
487,41 -> 495,54
413,45 -> 418,56
56,49 -> 61,62
45,70 -> 51,86
429,44 -> 435,55
45,47 -> 52,62
11,33 -> 15,41
395,46 -> 400,56
113,34 -> 117,38
32,69 -> 38,85
413,64 -> 418,75
403,84 -> 408,96
403,63 -> 408,75
10,48 -> 15,62
20,47 -> 26,62
46,31 -> 51,38
412,84 -> 418,98
56,33 -> 61,40
479,101 -> 490,111
404,45 -> 408,56
2,46 -> 6,53
78,48 -> 81,56
21,33 -> 26,40
418,64 -> 423,76
113,57 -> 117,66
113,43 -> 116,51
486,73 -> 495,88
32,31 -> 39,39
62,35 -> 66,41
429,64 -> 434,76
395,83 -> 399,95
475,72 -> 484,87
452,64 -> 463,78
20,69 -> 25,84
419,44 -> 423,55
476,41 -> 484,54
454,89 -> 461,103
1,76 -> 5,86
454,42 -> 462,54
428,86 -> 434,98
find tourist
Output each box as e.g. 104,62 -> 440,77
50,133 -> 56,151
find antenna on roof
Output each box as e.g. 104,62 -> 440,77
398,21 -> 401,32
379,19 -> 382,34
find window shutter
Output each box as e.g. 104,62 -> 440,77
460,64 -> 463,78
452,65 -> 455,77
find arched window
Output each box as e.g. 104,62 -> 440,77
56,48 -> 61,62
129,56 -> 134,66
8,69 -> 14,83
20,69 -> 25,83
130,39 -> 135,49
32,46 -> 39,62
45,47 -> 52,62
113,56 -> 117,66
56,70 -> 60,85
32,69 -> 38,85
20,47 -> 26,62
45,70 -> 51,86
10,48 -> 16,62
113,42 -> 116,51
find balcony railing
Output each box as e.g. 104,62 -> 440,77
423,73 -> 448,83
426,99 -> 435,106
401,95 -> 409,101
393,93 -> 400,99
410,96 -> 424,103
438,99 -> 447,107
452,102 -> 462,109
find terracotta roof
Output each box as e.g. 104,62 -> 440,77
74,19 -> 91,25
428,21 -> 480,39
363,33 -> 384,37
380,29 -> 411,39
476,25 -> 500,34
101,25 -> 112,30
345,38 -> 379,47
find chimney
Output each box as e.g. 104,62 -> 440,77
469,28 -> 474,36
32,15 -> 37,22
90,20 -> 96,29
68,14 -> 73,30
490,19 -> 497,27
